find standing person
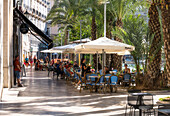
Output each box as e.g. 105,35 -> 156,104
29,55 -> 33,68
75,58 -> 87,88
33,55 -> 37,66
81,58 -> 87,77
25,56 -> 29,67
14,55 -> 22,87
45,56 -> 49,65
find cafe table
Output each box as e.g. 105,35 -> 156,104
158,109 -> 170,115
130,93 -> 153,116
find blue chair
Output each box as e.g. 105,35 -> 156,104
110,76 -> 118,93
112,69 -> 118,75
105,74 -> 112,83
88,74 -> 100,92
99,69 -> 103,75
122,73 -> 131,86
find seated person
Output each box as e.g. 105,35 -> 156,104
73,62 -> 79,69
35,60 -> 42,71
123,64 -> 130,74
105,66 -> 110,74
67,64 -> 74,75
86,66 -> 91,73
54,60 -> 64,79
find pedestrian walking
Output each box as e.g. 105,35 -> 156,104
29,55 -> 33,68
33,55 -> 37,66
14,55 -> 22,87
24,56 -> 29,67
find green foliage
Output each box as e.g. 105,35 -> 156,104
112,14 -> 149,74
159,97 -> 170,101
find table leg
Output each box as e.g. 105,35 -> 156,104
139,109 -> 142,116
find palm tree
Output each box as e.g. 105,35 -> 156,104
46,0 -> 80,45
161,0 -> 170,85
108,0 -> 140,71
147,0 -> 162,80
81,0 -> 103,69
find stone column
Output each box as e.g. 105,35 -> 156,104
3,0 -> 13,88
0,0 -> 4,100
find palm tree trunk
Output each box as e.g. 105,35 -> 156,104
91,16 -> 97,69
106,18 -> 113,70
64,30 -> 68,45
161,0 -> 170,85
112,19 -> 123,71
147,3 -> 162,81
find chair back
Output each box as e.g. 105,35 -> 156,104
74,72 -> 79,80
99,76 -> 104,83
85,73 -> 91,81
142,95 -> 154,107
105,74 -> 112,82
110,76 -> 118,85
113,69 -> 118,75
123,73 -> 131,81
90,74 -> 98,82
99,69 -> 103,75
127,94 -> 139,108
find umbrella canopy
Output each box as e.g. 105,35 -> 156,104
40,49 -> 62,53
75,37 -> 135,54
69,38 -> 91,44
50,44 -> 77,53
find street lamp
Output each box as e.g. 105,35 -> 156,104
101,1 -> 109,37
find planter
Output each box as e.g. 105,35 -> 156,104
157,97 -> 170,104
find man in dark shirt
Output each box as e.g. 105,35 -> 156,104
54,60 -> 64,79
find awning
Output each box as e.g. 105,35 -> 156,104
14,8 -> 53,49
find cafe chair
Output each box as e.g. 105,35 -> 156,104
104,74 -> 112,92
138,94 -> 155,116
158,104 -> 170,116
110,76 -> 118,93
84,73 -> 92,88
99,69 -> 103,75
112,69 -> 118,75
53,68 -> 59,80
125,94 -> 140,116
89,74 -> 103,93
47,65 -> 54,77
122,73 -> 131,87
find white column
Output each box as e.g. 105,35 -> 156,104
3,0 -> 13,88
0,0 -> 3,100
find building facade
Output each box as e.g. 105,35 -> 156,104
21,0 -> 49,60
0,0 -> 53,100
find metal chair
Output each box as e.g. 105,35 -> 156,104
125,90 -> 141,116
138,94 -> 155,116
125,94 -> 141,116
112,69 -> 118,75
48,65 -> 54,77
110,76 -> 118,93
122,73 -> 131,87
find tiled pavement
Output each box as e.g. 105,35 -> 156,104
0,68 -> 170,116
